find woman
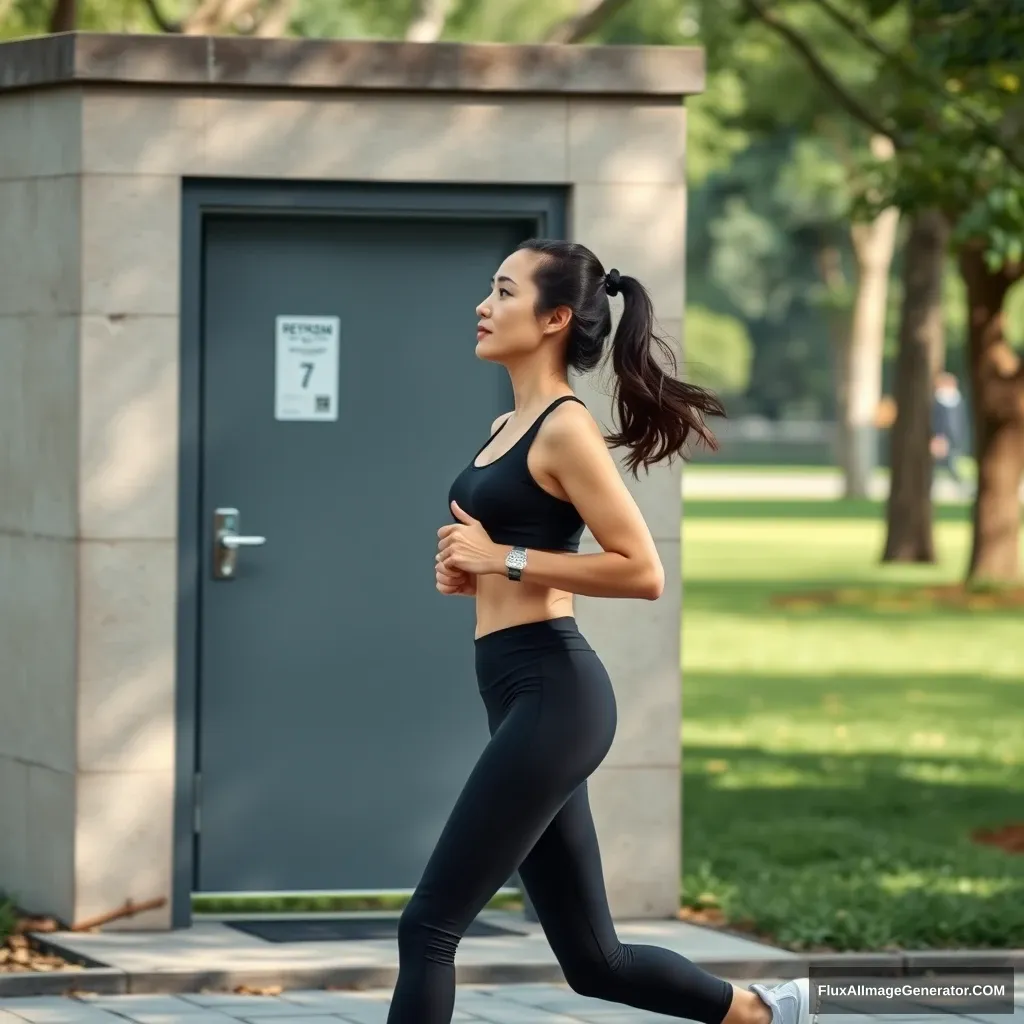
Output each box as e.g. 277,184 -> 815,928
386,239 -> 810,1024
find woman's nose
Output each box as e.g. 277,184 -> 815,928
475,300 -> 490,318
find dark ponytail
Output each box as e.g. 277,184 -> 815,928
516,238 -> 725,478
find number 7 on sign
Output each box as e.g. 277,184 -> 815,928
274,314 -> 340,422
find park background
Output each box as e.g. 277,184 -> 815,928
1,0 -> 1022,962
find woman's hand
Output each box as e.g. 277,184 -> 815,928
435,562 -> 476,597
436,501 -> 504,578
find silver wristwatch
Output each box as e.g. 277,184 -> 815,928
505,546 -> 528,582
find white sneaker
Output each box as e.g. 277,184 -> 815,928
750,978 -> 813,1024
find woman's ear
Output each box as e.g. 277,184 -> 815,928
541,305 -> 573,336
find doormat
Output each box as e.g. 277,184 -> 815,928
226,916 -> 523,943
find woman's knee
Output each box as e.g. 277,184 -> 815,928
559,947 -> 623,1000
396,895 -> 461,967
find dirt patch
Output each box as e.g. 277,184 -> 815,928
771,585 -> 1024,613
677,906 -> 794,948
678,905 -> 729,928
972,823 -> 1024,854
0,915 -> 79,974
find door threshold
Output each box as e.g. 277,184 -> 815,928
191,888 -> 524,920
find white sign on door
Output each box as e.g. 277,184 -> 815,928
274,315 -> 340,422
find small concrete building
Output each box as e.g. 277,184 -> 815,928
0,32 -> 704,931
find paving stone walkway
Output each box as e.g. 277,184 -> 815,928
20,917 -> 803,990
2,979 -> 1023,1024
681,468 -> 981,503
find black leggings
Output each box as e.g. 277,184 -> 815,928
386,616 -> 734,1023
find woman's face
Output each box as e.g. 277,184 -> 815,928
474,249 -> 567,364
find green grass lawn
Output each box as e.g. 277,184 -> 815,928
680,498 -> 1024,952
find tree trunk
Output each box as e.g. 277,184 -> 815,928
838,199 -> 901,498
252,0 -> 295,37
958,243 -> 1024,581
47,0 -> 76,31
882,209 -> 949,563
405,0 -> 453,41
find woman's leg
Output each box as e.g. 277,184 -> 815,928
385,669 -> 607,1024
516,649 -> 810,1024
518,780 -> 738,1023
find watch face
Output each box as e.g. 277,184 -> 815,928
507,548 -> 527,569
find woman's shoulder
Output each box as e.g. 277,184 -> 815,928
535,396 -> 602,454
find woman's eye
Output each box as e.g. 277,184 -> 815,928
499,288 -> 511,298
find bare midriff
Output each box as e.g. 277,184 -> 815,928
473,555 -> 574,639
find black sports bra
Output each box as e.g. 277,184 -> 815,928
447,395 -> 587,554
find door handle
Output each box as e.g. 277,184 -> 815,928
213,507 -> 266,580
221,534 -> 267,549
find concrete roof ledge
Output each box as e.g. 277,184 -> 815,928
0,31 -> 706,97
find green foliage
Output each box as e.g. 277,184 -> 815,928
3,0 -> 174,36
575,0 -> 695,43
714,0 -> 906,135
911,0 -> 1024,68
773,135 -> 853,227
682,305 -> 755,394
287,2 -> 382,39
694,0 -> 1022,274
707,196 -> 795,322
863,0 -> 902,17
437,0 -> 575,43
288,0 -> 423,39
850,0 -> 1024,267
688,133 -> 854,418
958,183 -> 1024,270
686,71 -> 751,188
2,0 -> 51,36
679,0 -> 925,417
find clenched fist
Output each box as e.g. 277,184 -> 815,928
435,501 -> 504,592
435,562 -> 476,596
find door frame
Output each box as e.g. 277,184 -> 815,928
174,180 -> 569,928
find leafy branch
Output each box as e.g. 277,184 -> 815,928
737,0 -> 900,141
803,0 -> 1024,173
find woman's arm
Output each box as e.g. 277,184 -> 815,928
487,401 -> 665,600
500,544 -> 663,600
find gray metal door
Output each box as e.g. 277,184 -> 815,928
196,213 -> 524,893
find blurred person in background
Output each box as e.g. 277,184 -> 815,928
930,371 -> 968,494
